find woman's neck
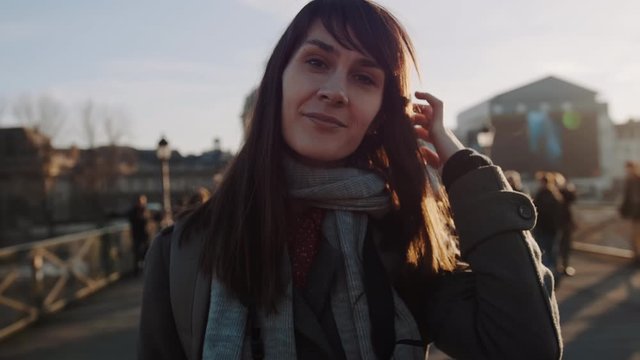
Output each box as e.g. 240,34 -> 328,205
285,146 -> 347,169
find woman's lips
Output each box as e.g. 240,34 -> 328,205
303,112 -> 347,128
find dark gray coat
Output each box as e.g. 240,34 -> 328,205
138,165 -> 562,359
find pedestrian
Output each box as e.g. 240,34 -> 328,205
138,1 -> 561,359
505,169 -> 530,195
554,172 -> 577,276
533,172 -> 563,276
619,160 -> 640,264
127,194 -> 150,276
176,187 -> 212,216
187,187 -> 211,207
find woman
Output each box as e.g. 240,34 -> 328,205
533,172 -> 563,275
620,161 -> 640,264
127,194 -> 150,276
138,1 -> 561,359
554,172 -> 577,276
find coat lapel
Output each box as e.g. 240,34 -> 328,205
192,262 -> 212,360
169,221 -> 211,360
292,292 -> 334,357
293,239 -> 342,358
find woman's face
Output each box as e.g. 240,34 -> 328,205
281,20 -> 385,165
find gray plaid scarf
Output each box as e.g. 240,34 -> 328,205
202,158 -> 424,359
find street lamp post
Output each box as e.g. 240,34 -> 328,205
156,137 -> 172,226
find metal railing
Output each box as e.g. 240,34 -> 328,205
0,224 -> 134,341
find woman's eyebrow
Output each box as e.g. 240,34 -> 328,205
304,39 -> 335,53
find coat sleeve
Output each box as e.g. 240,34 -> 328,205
426,165 -> 562,360
138,228 -> 188,360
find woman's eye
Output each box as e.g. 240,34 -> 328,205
306,58 -> 327,69
354,74 -> 376,86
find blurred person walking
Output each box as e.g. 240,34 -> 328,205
186,187 -> 211,207
505,170 -> 530,196
128,194 -> 151,276
554,172 -> 577,276
619,161 -> 640,265
533,172 -> 563,275
175,187 -> 212,217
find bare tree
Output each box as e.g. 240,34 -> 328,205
79,100 -> 130,148
76,100 -> 132,224
11,95 -> 64,237
80,100 -> 98,148
77,100 -> 103,224
103,107 -> 130,146
13,95 -> 66,140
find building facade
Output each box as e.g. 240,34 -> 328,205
613,119 -> 640,176
0,127 -> 232,245
456,75 -> 617,198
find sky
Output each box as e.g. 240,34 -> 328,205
1,0 -> 639,155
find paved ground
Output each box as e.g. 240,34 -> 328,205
428,250 -> 640,360
555,252 -> 640,359
1,205 -> 639,359
0,275 -> 143,360
555,206 -> 640,358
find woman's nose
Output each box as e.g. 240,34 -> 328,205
317,77 -> 349,106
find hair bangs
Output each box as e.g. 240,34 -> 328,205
315,0 -> 410,79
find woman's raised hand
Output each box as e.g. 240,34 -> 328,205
411,91 -> 465,168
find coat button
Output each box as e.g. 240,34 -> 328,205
518,204 -> 533,219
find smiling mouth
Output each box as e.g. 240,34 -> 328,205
303,112 -> 347,128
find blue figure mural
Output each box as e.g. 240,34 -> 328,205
527,110 -> 562,168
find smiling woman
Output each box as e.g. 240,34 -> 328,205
138,1 -> 562,359
281,20 -> 385,164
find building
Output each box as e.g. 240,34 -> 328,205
456,75 -> 617,198
0,128 -> 56,239
609,119 -> 640,195
613,119 -> 640,175
104,147 -> 232,216
0,127 -> 232,245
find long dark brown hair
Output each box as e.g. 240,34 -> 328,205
182,0 -> 457,311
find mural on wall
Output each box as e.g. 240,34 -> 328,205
526,110 -> 563,168
491,109 -> 599,177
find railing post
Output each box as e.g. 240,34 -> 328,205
30,251 -> 45,309
100,232 -> 112,278
113,228 -> 125,274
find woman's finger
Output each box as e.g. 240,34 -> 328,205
411,113 -> 432,129
412,103 -> 434,117
414,126 -> 430,142
415,91 -> 443,121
